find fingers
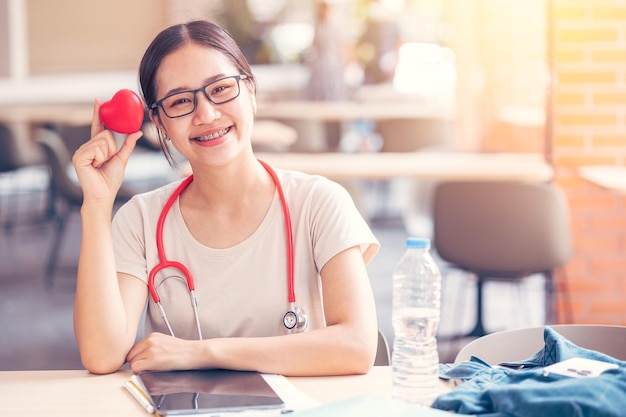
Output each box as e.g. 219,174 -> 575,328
78,129 -> 142,171
91,99 -> 104,138
72,130 -> 112,169
89,96 -> 145,168
115,131 -> 143,166
126,341 -> 146,372
126,333 -> 171,373
85,132 -> 119,169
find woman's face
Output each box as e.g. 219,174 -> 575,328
151,42 -> 256,167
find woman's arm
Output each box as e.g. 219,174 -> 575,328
126,245 -> 379,376
72,101 -> 146,374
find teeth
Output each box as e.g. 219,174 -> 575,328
196,127 -> 229,141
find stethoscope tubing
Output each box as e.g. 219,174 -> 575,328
147,160 -> 304,337
258,160 -> 296,304
149,175 -> 195,304
148,175 -> 203,339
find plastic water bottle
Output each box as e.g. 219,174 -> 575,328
392,237 -> 442,406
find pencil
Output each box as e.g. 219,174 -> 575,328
124,380 -> 156,414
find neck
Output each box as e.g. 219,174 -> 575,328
183,157 -> 274,211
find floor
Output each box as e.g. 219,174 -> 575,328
0,170 -> 547,371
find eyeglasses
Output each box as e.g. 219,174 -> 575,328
150,75 -> 248,118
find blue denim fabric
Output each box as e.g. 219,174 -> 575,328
432,327 -> 626,417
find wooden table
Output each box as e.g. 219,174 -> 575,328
0,103 -> 94,126
255,151 -> 553,182
256,100 -> 452,121
0,367 -> 453,416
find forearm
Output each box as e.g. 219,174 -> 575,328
203,248 -> 379,376
198,324 -> 377,376
73,202 -> 136,373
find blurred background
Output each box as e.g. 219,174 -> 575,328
1,0 -> 625,370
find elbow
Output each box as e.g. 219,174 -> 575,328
339,334 -> 378,375
332,348 -> 374,376
74,329 -> 130,374
350,355 -> 375,375
353,345 -> 377,374
80,352 -> 125,375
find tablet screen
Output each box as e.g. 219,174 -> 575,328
137,369 -> 285,416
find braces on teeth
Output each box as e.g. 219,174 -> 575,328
197,127 -> 229,141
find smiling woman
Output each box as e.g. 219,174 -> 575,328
71,19 -> 380,377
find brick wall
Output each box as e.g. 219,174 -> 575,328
552,0 -> 626,324
446,0 -> 626,325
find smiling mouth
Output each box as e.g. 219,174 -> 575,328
193,127 -> 231,141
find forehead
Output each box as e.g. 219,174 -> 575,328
155,43 -> 238,94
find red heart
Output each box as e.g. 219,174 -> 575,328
99,89 -> 144,134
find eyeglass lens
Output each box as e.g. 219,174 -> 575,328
160,76 -> 242,118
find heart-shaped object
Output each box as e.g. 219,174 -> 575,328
99,89 -> 144,134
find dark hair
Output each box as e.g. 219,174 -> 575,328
139,20 -> 256,164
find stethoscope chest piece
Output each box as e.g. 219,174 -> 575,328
283,304 -> 308,333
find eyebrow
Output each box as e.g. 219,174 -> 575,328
161,73 -> 229,98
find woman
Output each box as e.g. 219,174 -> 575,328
72,20 -> 379,376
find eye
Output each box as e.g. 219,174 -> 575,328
167,94 -> 193,108
211,84 -> 230,95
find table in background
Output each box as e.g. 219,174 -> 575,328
578,165 -> 626,193
0,103 -> 94,126
256,99 -> 451,122
255,151 -> 553,182
0,367 -> 453,417
254,99 -> 453,152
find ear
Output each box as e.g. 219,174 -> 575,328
148,108 -> 160,127
250,94 -> 257,114
148,110 -> 170,141
149,110 -> 165,132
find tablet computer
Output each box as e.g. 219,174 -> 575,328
136,369 -> 285,416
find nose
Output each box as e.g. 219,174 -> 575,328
192,91 -> 221,123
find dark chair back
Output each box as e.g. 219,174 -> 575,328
0,123 -> 45,172
433,180 -> 571,278
35,127 -> 84,206
432,180 -> 572,337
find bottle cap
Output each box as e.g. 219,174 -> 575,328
406,237 -> 430,249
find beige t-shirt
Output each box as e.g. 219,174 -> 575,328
112,169 -> 379,340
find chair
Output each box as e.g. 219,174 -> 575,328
454,324 -> 626,364
432,180 -> 572,339
0,123 -> 49,230
34,127 -> 136,288
375,329 -> 391,366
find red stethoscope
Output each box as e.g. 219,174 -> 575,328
147,160 -> 308,339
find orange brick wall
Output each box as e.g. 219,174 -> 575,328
444,0 -> 626,325
551,0 -> 626,325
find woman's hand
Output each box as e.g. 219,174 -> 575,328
126,333 -> 202,373
71,99 -> 143,204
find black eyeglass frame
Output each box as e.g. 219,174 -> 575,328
150,74 -> 249,119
